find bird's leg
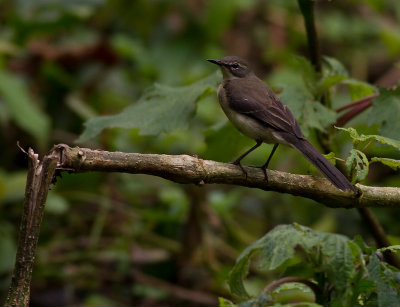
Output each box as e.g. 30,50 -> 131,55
230,140 -> 263,179
261,144 -> 279,181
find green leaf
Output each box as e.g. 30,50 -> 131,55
278,84 -> 337,136
378,245 -> 400,254
323,152 -> 337,165
345,149 -> 369,183
317,75 -> 347,97
317,57 -> 376,100
370,157 -> 400,171
322,56 -> 349,78
342,79 -> 376,101
77,71 -> 221,142
294,56 -> 318,94
336,127 -> 400,151
228,224 -> 361,305
367,86 -> 400,139
0,70 -> 50,144
366,254 -> 400,307
353,235 -> 375,254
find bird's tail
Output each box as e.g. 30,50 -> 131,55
284,135 -> 355,192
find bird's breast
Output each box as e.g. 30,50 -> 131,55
217,83 -> 286,145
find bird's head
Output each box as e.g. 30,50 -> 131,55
207,56 -> 253,79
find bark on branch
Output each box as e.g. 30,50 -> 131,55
5,148 -> 58,306
56,144 -> 399,208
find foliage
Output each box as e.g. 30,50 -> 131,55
78,71 -> 220,142
225,224 -> 400,306
337,127 -> 400,183
367,86 -> 400,139
0,70 -> 50,148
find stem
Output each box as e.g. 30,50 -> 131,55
298,0 -> 322,73
5,148 -> 59,306
335,93 -> 379,112
335,100 -> 372,127
361,140 -> 374,152
357,208 -> 400,269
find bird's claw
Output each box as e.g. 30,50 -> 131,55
260,166 -> 269,183
230,161 -> 248,180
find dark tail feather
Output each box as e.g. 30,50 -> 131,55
286,136 -> 355,192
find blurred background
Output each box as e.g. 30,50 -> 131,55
1,0 -> 400,306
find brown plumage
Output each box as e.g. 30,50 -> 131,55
208,56 -> 355,192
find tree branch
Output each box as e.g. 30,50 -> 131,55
5,148 -> 59,306
56,144 -> 399,208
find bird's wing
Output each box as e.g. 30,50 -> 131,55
224,77 -> 304,139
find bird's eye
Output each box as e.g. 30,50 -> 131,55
231,63 -> 239,69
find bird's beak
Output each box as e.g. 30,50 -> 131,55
207,59 -> 222,66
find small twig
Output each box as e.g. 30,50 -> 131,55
16,141 -> 27,154
361,140 -> 374,152
335,93 -> 379,113
335,100 -> 372,127
357,208 -> 400,269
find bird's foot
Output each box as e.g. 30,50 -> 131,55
230,160 -> 248,179
260,165 -> 269,183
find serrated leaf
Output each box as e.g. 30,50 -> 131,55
367,86 -> 400,139
318,57 -> 376,100
77,71 -> 220,142
317,75 -> 347,97
336,127 -> 400,151
345,149 -> 369,183
353,235 -> 375,254
228,224 -> 360,304
370,157 -> 400,171
294,56 -> 318,94
0,70 -> 50,144
317,58 -> 348,98
322,56 -> 349,78
378,245 -> 400,253
367,254 -> 400,307
278,84 -> 337,136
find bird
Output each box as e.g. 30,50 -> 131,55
207,55 -> 355,192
